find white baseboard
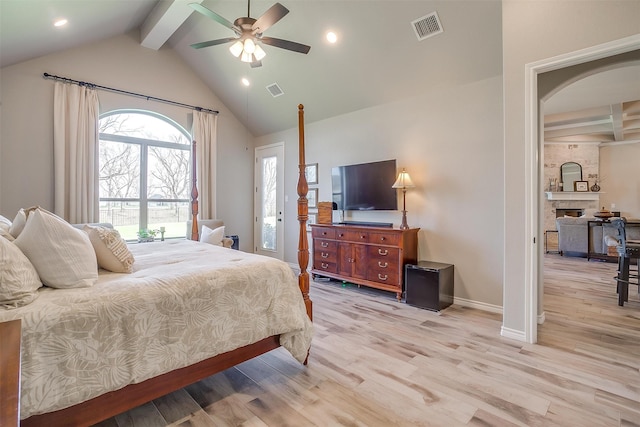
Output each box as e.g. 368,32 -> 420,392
501,325 -> 527,341
453,296 -> 502,314
537,311 -> 546,324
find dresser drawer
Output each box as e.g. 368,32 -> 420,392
314,260 -> 337,274
314,239 -> 337,252
368,231 -> 401,246
368,246 -> 400,260
314,246 -> 337,263
367,268 -> 400,286
336,230 -> 369,242
312,227 -> 336,239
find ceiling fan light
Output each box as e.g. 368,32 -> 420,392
240,51 -> 253,63
229,40 -> 243,57
243,38 -> 256,54
254,45 -> 266,61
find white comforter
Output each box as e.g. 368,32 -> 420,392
0,239 -> 313,419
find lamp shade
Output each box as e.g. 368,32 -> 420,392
392,169 -> 415,189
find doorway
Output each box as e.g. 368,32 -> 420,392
526,37 -> 640,341
254,142 -> 285,260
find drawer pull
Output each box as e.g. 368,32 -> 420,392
380,236 -> 386,241
378,249 -> 388,256
339,233 -> 344,237
322,231 -> 328,235
378,261 -> 388,268
360,235 -> 366,239
321,242 -> 329,248
321,263 -> 329,269
378,274 -> 388,281
321,252 -> 329,258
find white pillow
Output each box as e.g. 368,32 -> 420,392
83,225 -> 135,273
200,225 -> 225,246
9,208 -> 26,238
0,235 -> 42,308
14,208 -> 98,289
0,215 -> 11,232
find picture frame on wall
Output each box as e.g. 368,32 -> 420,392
308,188 -> 318,208
305,163 -> 318,185
574,180 -> 589,192
307,213 -> 316,231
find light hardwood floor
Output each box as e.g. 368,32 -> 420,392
96,255 -> 640,426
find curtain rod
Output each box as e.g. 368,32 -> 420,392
43,72 -> 219,115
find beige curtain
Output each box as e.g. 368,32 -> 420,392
192,110 -> 218,219
53,82 -> 100,223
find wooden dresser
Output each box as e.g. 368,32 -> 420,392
310,224 -> 419,300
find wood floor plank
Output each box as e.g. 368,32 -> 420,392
98,254 -> 640,426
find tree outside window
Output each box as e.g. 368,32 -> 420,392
98,110 -> 191,240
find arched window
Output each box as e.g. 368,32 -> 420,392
98,110 -> 191,240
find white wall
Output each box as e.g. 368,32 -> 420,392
257,76 -> 505,308
600,143 -> 640,218
503,0 -> 640,335
0,32 -> 255,251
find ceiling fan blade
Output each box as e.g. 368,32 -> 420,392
261,37 -> 311,54
190,37 -> 237,49
252,3 -> 289,35
250,60 -> 263,68
189,3 -> 240,35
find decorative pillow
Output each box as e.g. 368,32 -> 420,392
0,228 -> 15,242
200,225 -> 225,246
0,235 -> 42,309
14,208 -> 98,289
0,215 -> 11,232
9,208 -> 26,238
83,225 -> 134,273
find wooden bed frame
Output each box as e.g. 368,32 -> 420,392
19,105 -> 313,427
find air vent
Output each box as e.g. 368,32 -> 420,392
411,12 -> 443,41
266,83 -> 284,98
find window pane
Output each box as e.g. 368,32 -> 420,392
147,146 -> 190,199
99,140 -> 140,198
147,202 -> 190,239
100,113 -> 189,144
99,201 -> 140,241
261,156 -> 277,251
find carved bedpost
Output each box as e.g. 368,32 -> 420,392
297,105 -> 312,322
191,140 -> 199,241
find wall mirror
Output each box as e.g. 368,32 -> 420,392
560,162 -> 582,191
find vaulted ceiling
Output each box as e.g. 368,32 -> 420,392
1,0 -> 638,140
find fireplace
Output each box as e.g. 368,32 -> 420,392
556,208 -> 584,218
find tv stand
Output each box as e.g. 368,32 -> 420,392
338,221 -> 393,228
310,224 -> 419,301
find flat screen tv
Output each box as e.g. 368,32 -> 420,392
331,159 -> 397,211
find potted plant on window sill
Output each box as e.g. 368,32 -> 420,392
137,228 -> 158,243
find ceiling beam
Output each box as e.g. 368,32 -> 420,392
140,0 -> 203,50
611,103 -> 624,141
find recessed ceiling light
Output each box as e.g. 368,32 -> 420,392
54,19 -> 68,27
241,78 -> 250,87
326,31 -> 338,44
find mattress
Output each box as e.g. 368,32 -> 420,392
0,239 -> 313,419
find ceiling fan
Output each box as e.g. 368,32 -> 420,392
189,1 -> 311,68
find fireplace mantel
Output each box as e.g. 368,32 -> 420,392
545,192 -> 601,201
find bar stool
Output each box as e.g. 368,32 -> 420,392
612,218 -> 640,306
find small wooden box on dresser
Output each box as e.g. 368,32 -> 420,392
310,224 -> 419,301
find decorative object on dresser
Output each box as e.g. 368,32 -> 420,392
392,168 -> 415,230
317,201 -> 333,224
311,224 -> 419,301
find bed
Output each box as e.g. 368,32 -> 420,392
0,105 -> 314,426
